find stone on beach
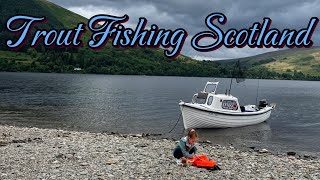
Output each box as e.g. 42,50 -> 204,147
287,151 -> 296,156
259,148 -> 269,153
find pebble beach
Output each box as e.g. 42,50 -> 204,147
0,125 -> 319,179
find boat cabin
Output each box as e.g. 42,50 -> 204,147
191,81 -> 241,112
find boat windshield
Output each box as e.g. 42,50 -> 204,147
192,93 -> 207,104
204,84 -> 217,93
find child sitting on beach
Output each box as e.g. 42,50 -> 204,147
173,128 -> 199,165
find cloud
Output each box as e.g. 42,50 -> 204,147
49,0 -> 320,60
67,3 -> 178,29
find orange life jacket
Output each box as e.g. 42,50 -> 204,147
188,154 -> 216,168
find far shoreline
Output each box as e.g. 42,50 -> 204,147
0,71 -> 319,82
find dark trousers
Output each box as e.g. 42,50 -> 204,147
173,146 -> 196,159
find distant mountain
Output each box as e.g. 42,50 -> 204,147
216,47 -> 320,76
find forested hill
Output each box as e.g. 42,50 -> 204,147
0,0 -> 230,76
0,0 -> 225,76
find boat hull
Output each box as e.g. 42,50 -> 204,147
180,103 -> 272,129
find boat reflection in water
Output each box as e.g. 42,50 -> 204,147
194,122 -> 272,148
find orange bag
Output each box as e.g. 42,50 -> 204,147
189,154 -> 216,168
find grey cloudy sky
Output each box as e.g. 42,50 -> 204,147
49,0 -> 320,60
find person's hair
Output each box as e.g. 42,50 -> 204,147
187,128 -> 198,139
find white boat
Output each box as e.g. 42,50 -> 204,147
179,81 -> 275,129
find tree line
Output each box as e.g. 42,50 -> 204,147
1,47 -> 320,81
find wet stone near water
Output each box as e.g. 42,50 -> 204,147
0,125 -> 319,179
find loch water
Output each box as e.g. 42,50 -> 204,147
1,72 -> 320,155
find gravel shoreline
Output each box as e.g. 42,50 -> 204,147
0,125 -> 319,179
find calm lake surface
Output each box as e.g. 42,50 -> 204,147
1,72 -> 320,155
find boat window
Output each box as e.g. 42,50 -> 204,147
207,96 -> 213,106
205,84 -> 217,93
192,94 -> 197,104
222,100 -> 238,110
193,94 -> 206,104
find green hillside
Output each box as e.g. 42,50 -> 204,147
216,47 -> 320,77
37,0 -> 88,28
0,0 -> 225,77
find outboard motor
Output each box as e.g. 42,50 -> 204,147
258,99 -> 268,109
